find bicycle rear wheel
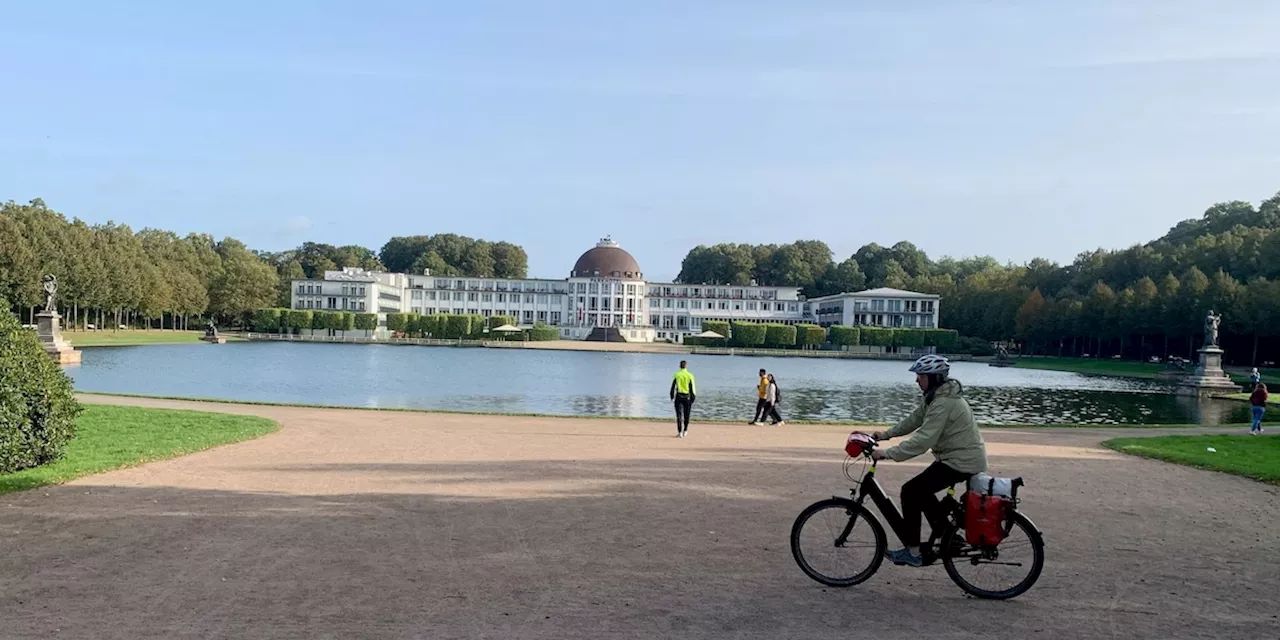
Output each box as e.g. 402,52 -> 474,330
942,510 -> 1044,599
790,498 -> 886,587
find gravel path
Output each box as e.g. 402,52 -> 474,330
2,395 -> 1276,639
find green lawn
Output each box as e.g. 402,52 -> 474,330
1013,356 -> 1280,385
0,404 -> 278,494
64,330 -> 244,347
1103,434 -> 1280,484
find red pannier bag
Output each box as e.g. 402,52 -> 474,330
964,490 -> 1008,547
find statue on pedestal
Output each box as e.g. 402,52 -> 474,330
42,274 -> 57,314
1203,310 -> 1221,348
204,320 -> 219,339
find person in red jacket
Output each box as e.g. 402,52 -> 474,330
1249,382 -> 1268,435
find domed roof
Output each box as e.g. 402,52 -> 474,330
571,237 -> 643,279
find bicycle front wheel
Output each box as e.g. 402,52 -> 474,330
942,510 -> 1045,600
790,498 -> 886,587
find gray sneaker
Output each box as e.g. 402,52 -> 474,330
886,548 -> 923,567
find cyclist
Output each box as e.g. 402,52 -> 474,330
870,354 -> 988,567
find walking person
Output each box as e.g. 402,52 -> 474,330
1249,382 -> 1267,435
751,369 -> 769,425
670,360 -> 697,438
1250,368 -> 1261,385
764,373 -> 785,426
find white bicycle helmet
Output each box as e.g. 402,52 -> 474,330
909,354 -> 950,375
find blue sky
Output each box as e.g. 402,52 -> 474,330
2,1 -> 1278,281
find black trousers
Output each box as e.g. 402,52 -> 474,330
765,402 -> 783,424
900,461 -> 972,547
752,398 -> 768,422
673,394 -> 693,432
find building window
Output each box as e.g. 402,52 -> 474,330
328,297 -> 337,309
297,285 -> 305,294
649,299 -> 659,308
650,314 -> 660,326
359,301 -> 366,311
482,293 -> 492,302
550,312 -> 561,325
601,298 -> 611,310
776,303 -> 785,311
719,301 -> 728,310
746,301 -> 757,311
664,299 -> 673,308
468,292 -> 478,302
498,293 -> 506,303
453,292 -> 464,301
872,299 -> 885,312
523,311 -> 534,323
537,311 -> 548,323
468,308 -> 478,315
789,303 -> 798,312
454,308 -> 464,315
538,294 -> 548,304
626,284 -> 636,295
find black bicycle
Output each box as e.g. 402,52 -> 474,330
790,434 -> 1045,599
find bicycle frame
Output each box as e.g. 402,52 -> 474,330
837,462 -> 967,564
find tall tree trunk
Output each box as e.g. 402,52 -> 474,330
1252,334 -> 1259,366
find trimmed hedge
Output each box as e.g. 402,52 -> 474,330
861,326 -> 894,347
922,328 -> 958,349
354,313 -> 377,333
444,315 -> 472,339
488,315 -> 516,330
1,302 -> 82,474
685,335 -> 727,347
285,310 -> 312,333
895,328 -> 926,348
251,308 -> 282,333
468,314 -> 486,338
828,325 -> 860,346
764,323 -> 797,348
702,320 -> 731,341
385,313 -> 410,333
339,312 -> 356,332
796,324 -> 826,347
526,323 -> 559,341
730,321 -> 766,347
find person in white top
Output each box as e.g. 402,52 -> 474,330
764,374 -> 785,425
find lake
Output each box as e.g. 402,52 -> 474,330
66,342 -> 1254,425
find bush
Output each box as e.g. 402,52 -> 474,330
796,324 -> 826,347
419,314 -> 441,337
702,320 -> 731,341
444,314 -> 472,339
950,336 -> 995,357
251,308 -> 282,333
385,313 -> 409,334
828,325 -> 860,346
923,328 -> 958,350
895,328 -> 926,348
861,327 -> 894,347
0,303 -> 82,474
402,313 -> 422,336
764,323 -> 797,348
339,312 -> 356,332
468,315 -> 486,338
488,315 -> 516,330
526,323 -> 559,341
684,335 -> 726,347
285,310 -> 312,333
354,313 -> 377,334
730,322 -> 766,347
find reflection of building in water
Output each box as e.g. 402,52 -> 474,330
290,237 -> 943,345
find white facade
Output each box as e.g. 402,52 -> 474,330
287,241 -> 942,343
807,287 -> 940,329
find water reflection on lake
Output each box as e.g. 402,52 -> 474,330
67,342 -> 1254,425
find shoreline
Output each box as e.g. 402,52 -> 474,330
74,392 -> 1209,428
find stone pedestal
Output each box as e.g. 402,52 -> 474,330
1175,346 -> 1239,397
36,311 -> 81,366
201,335 -> 227,344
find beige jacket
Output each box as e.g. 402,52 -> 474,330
884,379 -> 988,474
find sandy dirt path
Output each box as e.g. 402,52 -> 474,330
2,395 -> 1277,639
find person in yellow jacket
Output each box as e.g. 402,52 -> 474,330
750,368 -> 769,425
670,360 -> 697,438
870,354 -> 988,567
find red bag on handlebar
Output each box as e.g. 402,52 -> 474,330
963,491 -> 1008,546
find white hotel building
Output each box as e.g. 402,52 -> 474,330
289,238 -> 939,343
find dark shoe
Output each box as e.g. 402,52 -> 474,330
886,548 -> 923,567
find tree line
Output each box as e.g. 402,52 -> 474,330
1,199 -> 530,328
678,190 -> 1280,364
